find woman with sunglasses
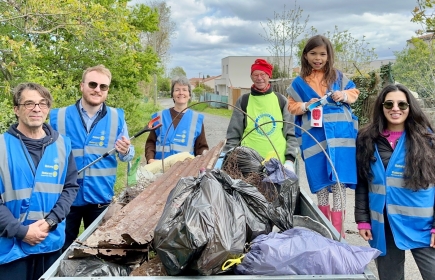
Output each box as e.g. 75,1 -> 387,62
355,84 -> 435,280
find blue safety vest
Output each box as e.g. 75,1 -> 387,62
153,109 -> 204,159
368,133 -> 434,255
50,105 -> 123,205
0,133 -> 70,264
288,73 -> 358,193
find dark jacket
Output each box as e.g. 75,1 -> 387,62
0,123 -> 79,240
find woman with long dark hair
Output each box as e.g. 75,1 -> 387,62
355,84 -> 435,280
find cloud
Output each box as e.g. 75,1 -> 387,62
132,0 -> 422,78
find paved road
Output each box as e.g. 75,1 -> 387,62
157,98 -> 421,280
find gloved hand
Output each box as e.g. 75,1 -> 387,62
284,160 -> 295,174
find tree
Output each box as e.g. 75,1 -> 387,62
169,66 -> 187,78
412,0 -> 435,34
390,0 -> 435,98
140,1 -> 176,71
0,0 -> 160,131
260,0 -> 308,78
392,37 -> 435,97
296,27 -> 377,74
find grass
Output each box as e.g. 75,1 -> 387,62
189,101 -> 233,118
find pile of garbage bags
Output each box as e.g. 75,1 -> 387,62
153,169 -> 278,275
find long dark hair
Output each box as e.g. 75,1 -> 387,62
300,35 -> 337,89
357,84 -> 435,191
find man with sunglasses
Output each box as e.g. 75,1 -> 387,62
0,83 -> 79,280
49,64 -> 135,251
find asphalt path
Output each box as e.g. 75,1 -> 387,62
157,98 -> 421,280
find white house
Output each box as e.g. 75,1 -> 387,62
215,56 -> 292,98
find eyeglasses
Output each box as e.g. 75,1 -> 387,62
87,81 -> 109,91
251,73 -> 268,79
382,100 -> 409,110
19,101 -> 49,110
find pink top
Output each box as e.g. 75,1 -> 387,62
383,130 -> 404,149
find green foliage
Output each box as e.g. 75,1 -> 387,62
392,38 -> 435,97
412,0 -> 435,33
158,76 -> 171,95
272,64 -> 289,78
0,0 -> 162,130
351,72 -> 382,125
192,86 -> 205,99
0,99 -> 15,133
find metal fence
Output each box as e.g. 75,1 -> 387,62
200,92 -> 229,108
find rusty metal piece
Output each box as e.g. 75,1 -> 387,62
83,140 -> 225,248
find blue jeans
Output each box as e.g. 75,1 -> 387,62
376,221 -> 435,280
63,204 -> 109,251
0,250 -> 61,280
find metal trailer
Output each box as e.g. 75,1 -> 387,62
40,186 -> 377,280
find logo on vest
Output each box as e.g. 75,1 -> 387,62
255,114 -> 276,136
43,161 -> 60,178
90,131 -> 107,147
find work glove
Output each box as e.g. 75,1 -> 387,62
284,160 -> 295,174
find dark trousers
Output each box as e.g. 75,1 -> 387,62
375,222 -> 435,280
63,204 -> 108,251
0,250 -> 62,280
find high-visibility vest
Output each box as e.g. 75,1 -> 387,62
368,133 -> 434,255
153,109 -> 204,159
50,105 -> 123,205
0,133 -> 70,264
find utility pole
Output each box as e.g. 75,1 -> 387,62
154,40 -> 158,105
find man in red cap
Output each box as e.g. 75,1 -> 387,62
224,58 -> 298,174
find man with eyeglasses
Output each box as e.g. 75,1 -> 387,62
224,58 -> 299,173
49,64 -> 135,251
0,83 -> 79,280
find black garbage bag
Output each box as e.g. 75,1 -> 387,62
154,170 -> 246,276
59,256 -> 131,277
212,169 -> 272,242
267,176 -> 300,231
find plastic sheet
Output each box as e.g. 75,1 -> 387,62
235,228 -> 381,276
59,256 -> 131,277
263,158 -> 298,184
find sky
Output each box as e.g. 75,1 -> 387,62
131,0 -> 423,79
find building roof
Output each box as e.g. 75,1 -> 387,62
189,75 -> 221,85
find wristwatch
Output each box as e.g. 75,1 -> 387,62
45,218 -> 58,231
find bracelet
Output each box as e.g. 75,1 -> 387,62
301,102 -> 307,112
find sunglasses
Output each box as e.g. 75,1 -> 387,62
382,100 -> 409,110
87,81 -> 109,91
